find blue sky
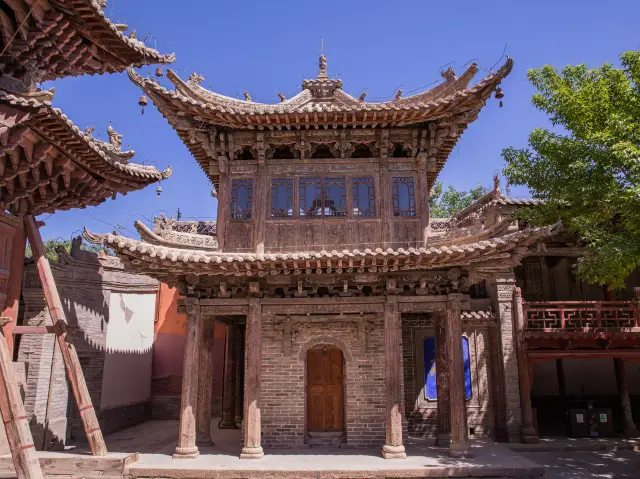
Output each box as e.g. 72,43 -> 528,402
40,0 -> 639,241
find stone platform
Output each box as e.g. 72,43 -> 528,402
0,421 -> 545,479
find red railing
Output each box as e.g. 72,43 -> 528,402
523,301 -> 639,330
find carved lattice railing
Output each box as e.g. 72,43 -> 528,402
523,301 -> 639,330
161,220 -> 217,237
429,218 -> 451,233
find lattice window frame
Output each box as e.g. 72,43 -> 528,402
230,178 -> 254,220
351,176 -> 376,218
271,178 -> 294,218
392,176 -> 416,217
299,177 -> 346,219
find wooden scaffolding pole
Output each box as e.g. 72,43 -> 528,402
23,216 -> 107,456
0,318 -> 44,479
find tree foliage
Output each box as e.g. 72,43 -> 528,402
429,181 -> 489,218
502,51 -> 640,288
25,238 -> 105,262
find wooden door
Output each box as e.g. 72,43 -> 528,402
307,347 -> 344,432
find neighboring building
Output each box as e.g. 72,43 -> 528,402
16,241 -> 158,449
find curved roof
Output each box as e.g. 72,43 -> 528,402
0,90 -> 171,214
83,220 -> 560,282
129,57 -> 512,130
0,0 -> 175,84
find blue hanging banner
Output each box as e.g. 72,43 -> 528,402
424,337 -> 437,400
462,336 -> 472,400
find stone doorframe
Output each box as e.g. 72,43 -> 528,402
298,336 -> 353,444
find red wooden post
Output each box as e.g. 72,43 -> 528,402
220,323 -> 238,429
23,215 -> 107,456
1,215 -> 26,357
196,318 -> 214,446
0,319 -> 44,479
614,359 -> 639,438
241,298 -> 264,459
513,288 -> 539,443
174,297 -> 202,458
382,295 -> 406,459
435,314 -> 451,447
446,293 -> 471,458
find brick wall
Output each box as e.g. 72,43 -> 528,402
260,313 -> 386,448
17,245 -> 157,449
402,313 -> 495,439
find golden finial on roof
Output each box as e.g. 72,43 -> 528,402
317,54 -> 328,80
244,92 -> 252,101
395,89 -> 403,100
278,93 -> 286,102
441,66 -> 457,82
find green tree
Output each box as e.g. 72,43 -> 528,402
25,238 -> 106,261
429,181 -> 489,218
502,51 -> 640,288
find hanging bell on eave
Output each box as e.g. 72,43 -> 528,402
156,184 -> 162,197
139,94 -> 148,115
495,87 -> 504,108
155,67 -> 163,77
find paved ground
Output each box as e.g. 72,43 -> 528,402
522,450 -> 639,479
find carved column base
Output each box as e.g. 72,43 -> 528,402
436,433 -> 451,447
240,446 -> 264,459
173,446 -> 200,459
196,435 -> 214,446
381,444 -> 407,459
520,426 -> 539,444
219,420 -> 238,429
448,442 -> 472,458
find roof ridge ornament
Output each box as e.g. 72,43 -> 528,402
317,54 -> 328,80
188,72 -> 205,85
107,125 -> 123,152
441,67 -> 457,83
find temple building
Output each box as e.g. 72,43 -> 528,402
84,54 -> 578,460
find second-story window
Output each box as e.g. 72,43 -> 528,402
271,179 -> 293,217
299,177 -> 346,218
351,177 -> 376,217
230,179 -> 253,220
392,176 -> 416,217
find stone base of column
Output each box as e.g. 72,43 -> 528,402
240,446 -> 264,459
381,444 -> 407,459
196,436 -> 214,446
173,446 -> 200,459
448,442 -> 472,458
436,433 -> 451,447
218,418 -> 238,429
520,426 -> 539,444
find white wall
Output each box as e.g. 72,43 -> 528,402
100,292 -> 155,410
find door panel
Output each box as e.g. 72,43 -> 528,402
307,347 -> 344,432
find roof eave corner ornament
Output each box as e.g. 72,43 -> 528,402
107,125 -> 123,152
161,164 -> 173,179
82,227 -> 106,246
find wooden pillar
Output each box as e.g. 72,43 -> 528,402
253,165 -> 267,255
446,293 -> 471,458
220,323 -> 238,429
174,297 -> 202,459
435,314 -> 451,447
382,296 -> 406,459
0,318 -> 44,479
1,218 -> 26,357
196,318 -> 214,446
241,298 -> 263,459
614,358 -> 638,438
513,288 -> 538,443
235,325 -> 245,422
23,215 -> 107,456
488,324 -> 509,442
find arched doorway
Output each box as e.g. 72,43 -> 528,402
306,345 -> 345,441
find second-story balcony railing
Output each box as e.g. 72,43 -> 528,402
523,301 -> 639,330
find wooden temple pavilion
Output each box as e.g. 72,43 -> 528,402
84,54 -> 570,460
0,1 -> 172,477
